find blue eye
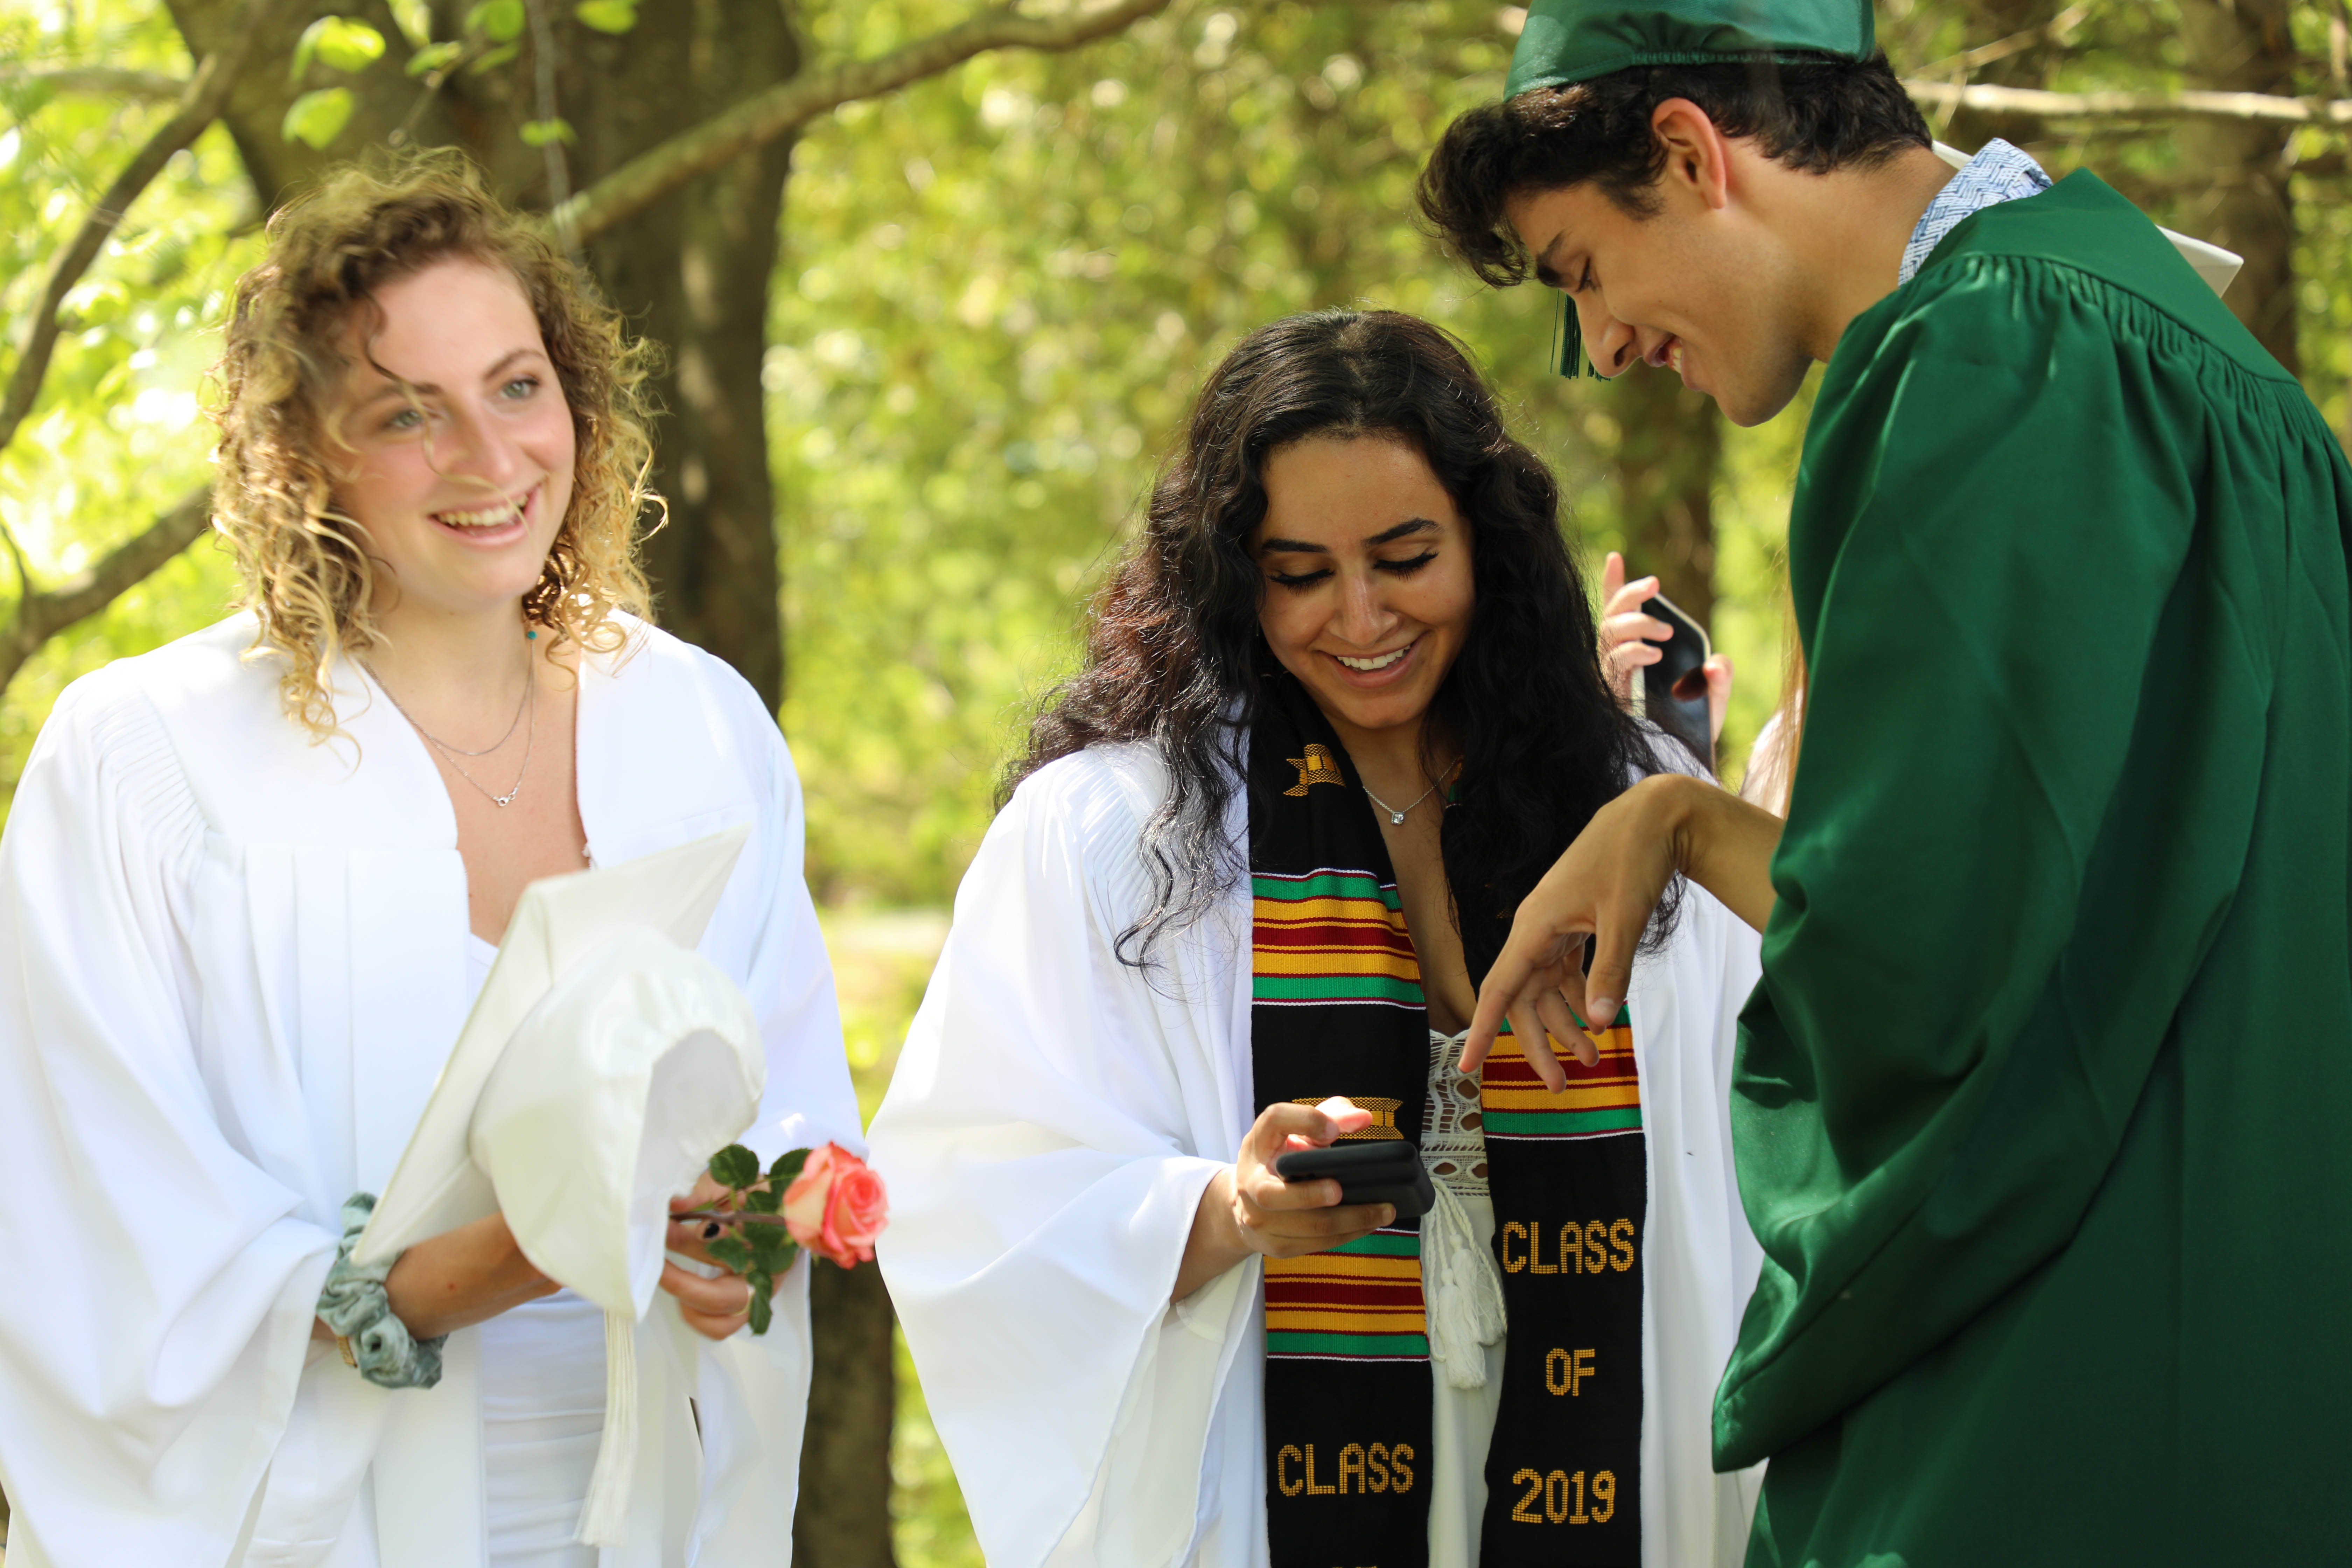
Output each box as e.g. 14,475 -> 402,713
383,406 -> 424,432
500,375 -> 540,400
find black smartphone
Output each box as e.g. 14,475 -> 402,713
1273,1139 -> 1435,1220
1633,590 -> 1714,770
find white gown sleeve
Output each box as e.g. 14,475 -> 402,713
0,675 -> 336,1566
869,750 -> 1257,1568
681,670 -> 865,1566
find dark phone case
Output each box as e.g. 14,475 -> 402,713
1639,591 -> 1714,769
1273,1140 -> 1436,1219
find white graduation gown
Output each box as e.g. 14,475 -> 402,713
869,742 -> 1766,1568
0,614 -> 861,1568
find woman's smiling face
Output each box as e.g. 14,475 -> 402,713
330,254 -> 576,624
1252,433 -> 1476,742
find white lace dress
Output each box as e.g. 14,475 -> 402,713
1421,1027 -> 1510,1567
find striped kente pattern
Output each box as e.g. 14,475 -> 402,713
1252,868 -> 1424,1009
1481,1009 -> 1641,1141
1264,1227 -> 1429,1360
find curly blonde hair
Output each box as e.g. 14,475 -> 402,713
211,149 -> 659,738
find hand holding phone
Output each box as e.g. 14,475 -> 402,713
1273,1138 -> 1434,1220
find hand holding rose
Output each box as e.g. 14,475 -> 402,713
669,1140 -> 890,1335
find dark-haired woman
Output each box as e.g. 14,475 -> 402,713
869,310 -> 1760,1568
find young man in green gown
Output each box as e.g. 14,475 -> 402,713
1425,1 -> 2352,1562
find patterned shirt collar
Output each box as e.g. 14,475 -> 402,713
1899,138 -> 2053,285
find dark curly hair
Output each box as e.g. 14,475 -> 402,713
1419,52 -> 1930,287
1009,309 -> 1656,979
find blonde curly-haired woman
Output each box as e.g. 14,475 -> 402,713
0,156 -> 857,1567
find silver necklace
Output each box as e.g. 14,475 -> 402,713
398,659 -> 532,756
374,643 -> 539,809
1362,777 -> 1442,826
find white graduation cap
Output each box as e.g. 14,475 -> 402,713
1932,141 -> 2244,297
357,825 -> 765,1546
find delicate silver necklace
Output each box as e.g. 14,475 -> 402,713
1362,777 -> 1442,826
373,639 -> 538,809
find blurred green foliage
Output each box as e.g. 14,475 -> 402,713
0,5 -> 253,801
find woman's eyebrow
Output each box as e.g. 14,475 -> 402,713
1364,517 -> 1438,545
352,346 -> 542,406
1258,535 -> 1331,554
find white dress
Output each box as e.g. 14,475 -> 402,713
869,741 -> 1767,1568
465,934 -> 606,1568
0,614 -> 862,1568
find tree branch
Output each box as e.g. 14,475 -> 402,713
0,0 -> 291,461
0,66 -> 191,101
553,0 -> 1172,244
1912,4 -> 2089,78
1905,78 -> 2352,127
0,488 -> 213,693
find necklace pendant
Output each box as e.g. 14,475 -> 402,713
492,787 -> 520,808
1390,810 -> 1407,825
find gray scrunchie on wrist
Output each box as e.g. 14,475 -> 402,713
318,1192 -> 448,1390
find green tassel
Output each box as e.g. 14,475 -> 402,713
1552,292 -> 1599,380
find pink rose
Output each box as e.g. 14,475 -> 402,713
783,1142 -> 889,1268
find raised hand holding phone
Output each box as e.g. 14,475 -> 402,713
1597,551 -> 1734,758
1174,1096 -> 1397,1300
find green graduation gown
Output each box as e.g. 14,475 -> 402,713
1720,170 -> 2352,1564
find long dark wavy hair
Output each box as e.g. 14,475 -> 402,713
1009,309 -> 1657,977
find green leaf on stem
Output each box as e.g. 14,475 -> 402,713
466,0 -> 526,42
742,1183 -> 782,1214
749,1229 -> 798,1275
280,88 -> 355,149
467,41 -> 521,74
746,1276 -> 774,1336
708,1144 -> 760,1190
405,41 -> 464,77
768,1148 -> 809,1187
574,0 -> 638,34
292,17 -> 386,79
519,118 -> 575,147
705,1234 -> 754,1274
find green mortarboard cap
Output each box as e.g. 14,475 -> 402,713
1506,0 -> 1874,98
1508,0 -> 1874,377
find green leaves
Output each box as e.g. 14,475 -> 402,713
282,12 -> 380,143
280,88 -> 355,149
574,0 -> 640,34
406,41 -> 465,79
291,16 -> 386,81
700,1142 -> 804,1335
467,1 -> 526,43
708,1143 -> 761,1190
520,118 -> 576,147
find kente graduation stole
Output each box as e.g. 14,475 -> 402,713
1249,675 -> 1647,1568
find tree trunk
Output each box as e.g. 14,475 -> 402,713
549,5 -> 798,712
1609,368 -> 1721,632
794,1260 -> 901,1568
2175,0 -> 2303,374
